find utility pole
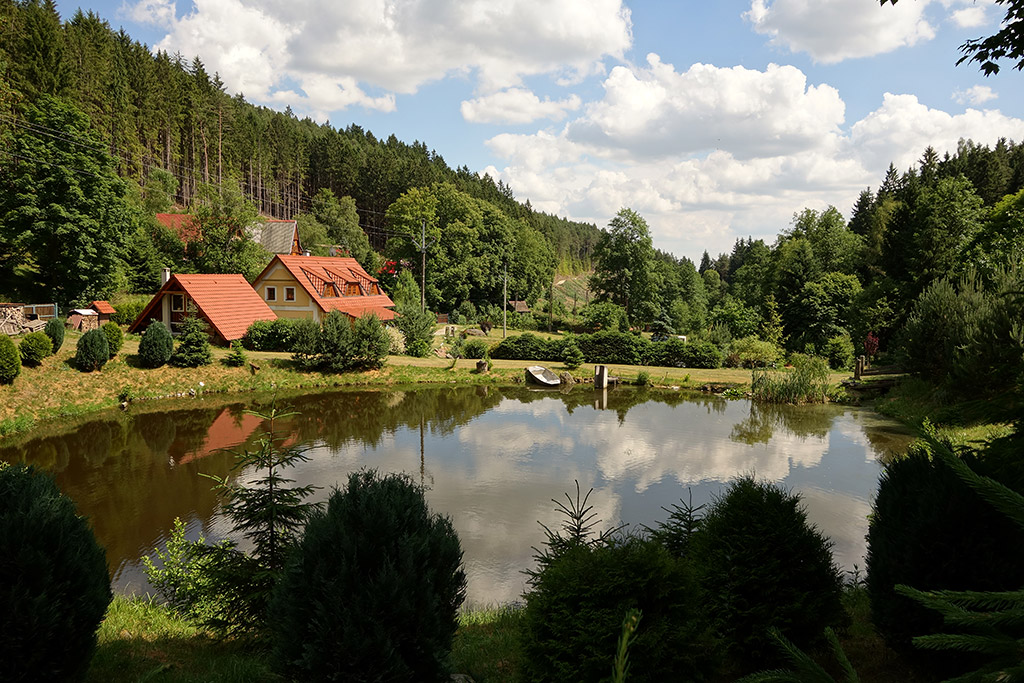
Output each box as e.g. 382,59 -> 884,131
503,263 -> 507,339
411,218 -> 433,314
549,278 -> 554,332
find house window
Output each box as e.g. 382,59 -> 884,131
285,287 -> 295,302
171,294 -> 184,312
346,283 -> 360,296
266,287 -> 277,302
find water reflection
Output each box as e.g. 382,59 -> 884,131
0,386 -> 914,605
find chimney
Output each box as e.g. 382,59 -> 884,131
303,249 -> 311,257
162,267 -> 171,285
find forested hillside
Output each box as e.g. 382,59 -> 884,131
0,0 -> 599,307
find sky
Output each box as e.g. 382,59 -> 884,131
55,0 -> 1024,263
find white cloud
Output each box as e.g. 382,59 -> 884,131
950,5 -> 988,28
953,84 -> 997,105
745,0 -> 936,63
461,88 -> 582,124
484,57 -> 1024,261
132,0 -> 632,116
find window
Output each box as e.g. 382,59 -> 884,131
171,294 -> 184,312
266,287 -> 277,302
285,287 -> 295,302
346,283 -> 360,296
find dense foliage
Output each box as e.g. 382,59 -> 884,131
170,315 -> 212,367
241,318 -> 297,352
43,317 -> 64,352
689,477 -> 846,669
0,334 -> 22,384
270,470 -> 466,682
74,327 -> 109,371
18,330 -> 52,366
101,321 -> 122,357
0,464 -> 112,682
866,442 -> 1024,659
137,320 -> 173,367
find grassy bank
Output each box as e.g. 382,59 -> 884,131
88,589 -> 921,683
0,328 -> 848,441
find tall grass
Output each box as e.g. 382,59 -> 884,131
751,355 -> 830,404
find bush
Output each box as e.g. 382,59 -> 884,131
521,489 -> 715,682
44,317 -> 65,353
110,298 -> 146,326
562,339 -> 584,369
647,337 -> 689,367
751,354 -> 830,404
490,332 -> 553,361
581,301 -> 628,332
270,470 -> 466,681
350,314 -> 390,370
396,307 -> 436,352
866,442 -> 1024,658
241,318 -> 296,352
319,310 -> 355,371
0,464 -> 112,682
223,341 -> 247,367
75,328 -> 110,372
576,330 -> 649,366
18,331 -> 52,367
102,321 -> 123,357
170,316 -> 212,368
689,476 -> 845,669
290,318 -> 321,369
680,339 -> 722,369
138,320 -> 173,368
405,338 -> 430,358
821,331 -> 855,370
462,338 -> 490,360
730,336 -> 780,368
0,335 -> 21,384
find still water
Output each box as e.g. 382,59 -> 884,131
0,386 -> 914,606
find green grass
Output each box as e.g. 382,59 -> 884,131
451,605 -> 526,682
874,376 -> 1013,445
87,596 -> 275,683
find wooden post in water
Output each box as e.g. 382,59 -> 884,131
595,364 -> 608,389
855,356 -> 864,381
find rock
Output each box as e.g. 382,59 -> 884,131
465,328 -> 486,336
559,371 -> 576,386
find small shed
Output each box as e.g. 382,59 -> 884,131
507,300 -> 530,314
68,309 -> 99,332
91,300 -> 116,324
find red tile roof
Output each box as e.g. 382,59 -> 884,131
256,255 -> 397,321
155,213 -> 201,242
129,273 -> 277,342
91,300 -> 116,315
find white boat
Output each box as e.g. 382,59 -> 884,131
525,365 -> 560,387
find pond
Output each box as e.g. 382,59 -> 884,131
0,385 -> 914,606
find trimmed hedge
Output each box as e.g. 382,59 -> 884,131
241,318 -> 297,352
75,328 -> 110,372
102,322 -> 123,357
138,320 -> 173,368
489,331 -> 725,369
44,318 -> 65,353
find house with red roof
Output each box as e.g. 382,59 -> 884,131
127,273 -> 277,345
252,254 -> 396,322
154,213 -> 202,244
90,300 -> 116,324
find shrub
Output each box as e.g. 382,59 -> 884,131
647,337 -> 688,367
405,338 -> 430,358
0,464 -> 112,682
490,332 -> 552,361
866,441 -> 1024,658
319,310 -> 354,371
44,317 -> 65,353
110,298 -> 147,326
577,330 -> 648,366
562,339 -> 584,369
0,335 -> 21,384
395,307 -> 436,352
689,476 -> 845,669
138,320 -> 173,368
289,318 -> 321,370
350,314 -> 390,370
821,331 -> 854,370
521,488 -> 716,682
170,316 -> 212,368
270,470 -> 466,681
680,339 -> 722,369
462,338 -> 490,360
457,299 -> 477,323
581,301 -> 628,332
18,331 -> 52,367
223,341 -> 247,367
102,321 -> 123,357
730,336 -> 780,368
75,328 -> 110,372
241,318 -> 296,351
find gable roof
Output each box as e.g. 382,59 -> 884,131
91,300 -> 116,315
129,273 -> 277,342
247,219 -> 300,255
255,254 -> 397,321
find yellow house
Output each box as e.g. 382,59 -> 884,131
251,255 -> 396,322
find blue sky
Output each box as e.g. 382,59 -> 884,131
55,0 -> 1024,262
